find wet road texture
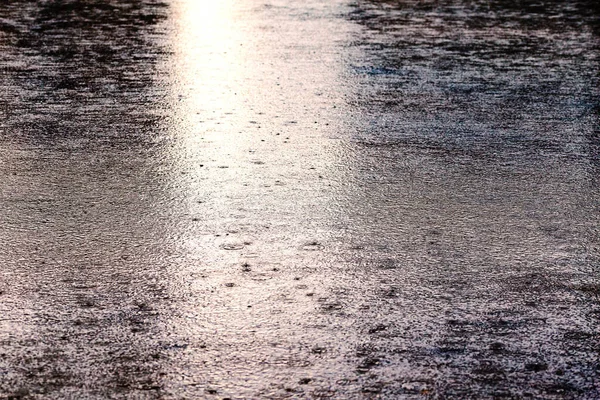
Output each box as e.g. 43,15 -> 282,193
0,0 -> 599,399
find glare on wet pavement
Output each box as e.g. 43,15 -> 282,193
0,0 -> 599,398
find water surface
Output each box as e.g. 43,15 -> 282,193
0,0 -> 599,398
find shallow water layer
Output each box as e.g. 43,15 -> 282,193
0,0 -> 599,398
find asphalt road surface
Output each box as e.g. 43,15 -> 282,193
0,0 -> 599,398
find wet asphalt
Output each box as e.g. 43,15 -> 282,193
0,0 -> 599,398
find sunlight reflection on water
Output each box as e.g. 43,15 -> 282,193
0,0 -> 598,397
